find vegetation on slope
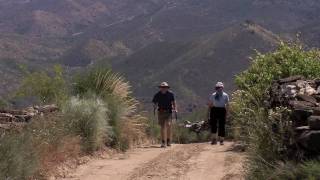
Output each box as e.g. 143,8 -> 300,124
0,67 -> 149,179
231,41 -> 320,179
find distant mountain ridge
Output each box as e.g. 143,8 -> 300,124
1,0 -> 320,109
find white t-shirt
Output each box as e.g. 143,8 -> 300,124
209,92 -> 229,108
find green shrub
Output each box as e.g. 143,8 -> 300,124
0,112 -> 77,179
16,65 -> 68,104
62,97 -> 111,153
72,68 -> 147,150
247,160 -> 320,180
0,132 -> 38,180
231,42 -> 320,178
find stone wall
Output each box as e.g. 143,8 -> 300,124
0,104 -> 58,130
269,76 -> 320,155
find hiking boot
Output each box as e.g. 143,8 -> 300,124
211,139 -> 217,145
161,141 -> 166,148
167,139 -> 171,147
220,140 -> 224,145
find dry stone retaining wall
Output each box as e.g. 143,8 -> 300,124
0,104 -> 58,130
269,76 -> 320,155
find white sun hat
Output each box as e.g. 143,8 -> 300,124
159,82 -> 170,88
215,82 -> 224,88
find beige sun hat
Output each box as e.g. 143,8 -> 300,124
159,82 -> 170,88
215,82 -> 224,88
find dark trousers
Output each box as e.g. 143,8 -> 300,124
210,107 -> 226,137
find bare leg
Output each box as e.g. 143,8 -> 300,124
211,133 -> 217,145
161,123 -> 167,145
166,120 -> 172,145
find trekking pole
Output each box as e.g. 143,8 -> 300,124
152,105 -> 156,144
174,110 -> 179,144
153,105 -> 156,127
175,110 -> 178,122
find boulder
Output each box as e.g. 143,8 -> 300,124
308,116 -> 320,130
298,130 -> 320,152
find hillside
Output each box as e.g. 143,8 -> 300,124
113,22 -> 279,108
1,0 -> 320,107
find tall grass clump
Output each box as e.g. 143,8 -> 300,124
62,97 -> 111,153
231,41 -> 320,179
73,68 -> 148,150
0,65 -> 150,179
0,112 -> 82,179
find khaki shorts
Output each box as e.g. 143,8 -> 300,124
158,111 -> 172,126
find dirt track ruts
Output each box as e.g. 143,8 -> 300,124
61,142 -> 244,180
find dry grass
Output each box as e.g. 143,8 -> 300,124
37,136 -> 82,178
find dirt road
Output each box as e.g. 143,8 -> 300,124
62,142 -> 244,180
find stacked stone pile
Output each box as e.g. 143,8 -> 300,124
184,120 -> 210,134
269,76 -> 320,154
0,104 -> 58,130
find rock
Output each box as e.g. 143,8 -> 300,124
317,86 -> 320,95
295,126 -> 310,131
278,76 -> 303,84
308,116 -> 320,130
282,84 -> 297,98
295,80 -> 317,95
312,95 -> 320,102
185,120 -> 209,133
35,104 -> 59,113
308,80 -> 317,88
315,79 -> 320,87
312,107 -> 320,115
14,115 -> 33,122
296,80 -> 308,89
0,113 -> 16,122
0,109 -> 27,115
296,94 -> 318,105
289,101 -> 315,109
291,109 -> 313,127
295,126 -> 310,136
298,130 -> 320,152
305,84 -> 317,96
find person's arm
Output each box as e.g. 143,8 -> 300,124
172,100 -> 177,112
207,95 -> 213,121
206,106 -> 211,122
171,93 -> 177,112
152,94 -> 158,114
225,94 -> 230,119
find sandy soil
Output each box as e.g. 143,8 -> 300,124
61,142 -> 244,180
